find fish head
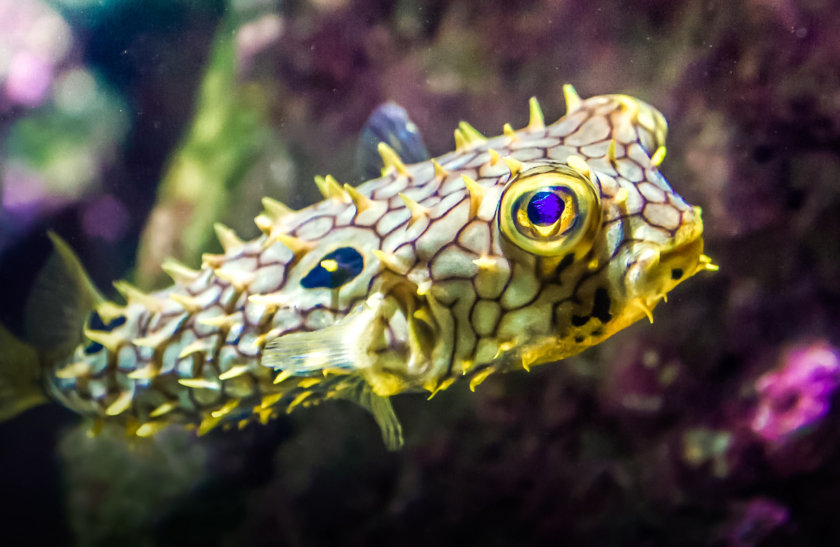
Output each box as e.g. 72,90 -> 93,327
481,94 -> 709,372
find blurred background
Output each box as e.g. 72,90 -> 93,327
1,0 -> 839,545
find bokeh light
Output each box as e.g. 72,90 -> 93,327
0,0 -> 72,108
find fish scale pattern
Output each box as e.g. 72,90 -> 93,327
46,87 -> 712,439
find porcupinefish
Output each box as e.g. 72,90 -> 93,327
0,86 -> 716,449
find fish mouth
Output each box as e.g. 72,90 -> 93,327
659,235 -> 706,286
624,208 -> 710,309
658,205 -> 712,287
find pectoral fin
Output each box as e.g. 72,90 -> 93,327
262,296 -> 404,449
262,299 -> 380,375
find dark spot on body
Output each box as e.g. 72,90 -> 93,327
301,247 -> 364,289
671,268 -> 683,280
592,288 -> 612,324
571,315 -> 590,327
88,311 -> 126,332
574,335 -> 584,343
571,288 -> 612,328
88,312 -> 106,330
83,312 -> 126,354
84,342 -> 104,354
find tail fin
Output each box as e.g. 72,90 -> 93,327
0,324 -> 46,420
0,232 -> 102,421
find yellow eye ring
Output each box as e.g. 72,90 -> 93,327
498,164 -> 601,257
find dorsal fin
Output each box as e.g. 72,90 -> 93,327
356,102 -> 429,181
24,232 -> 103,357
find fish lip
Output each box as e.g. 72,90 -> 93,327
660,227 -> 704,261
653,228 -> 707,295
623,216 -> 705,304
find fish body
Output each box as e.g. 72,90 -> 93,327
3,87 -> 714,448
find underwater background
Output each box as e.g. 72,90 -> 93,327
1,0 -> 839,545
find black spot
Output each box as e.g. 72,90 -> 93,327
671,268 -> 684,280
574,335 -> 585,343
82,311 -> 126,354
84,342 -> 104,355
301,247 -> 364,290
592,287 -> 612,324
88,311 -> 126,332
592,328 -> 603,337
571,315 -> 590,327
89,311 -> 106,330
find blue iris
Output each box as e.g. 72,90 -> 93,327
526,190 -> 564,226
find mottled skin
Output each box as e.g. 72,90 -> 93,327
48,89 -> 709,440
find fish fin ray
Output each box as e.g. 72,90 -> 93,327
356,102 -> 429,181
24,232 -> 103,355
262,302 -> 376,375
262,327 -> 356,374
0,324 -> 46,421
336,377 -> 404,451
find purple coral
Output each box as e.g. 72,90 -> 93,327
727,497 -> 790,547
751,342 -> 840,444
749,342 -> 840,476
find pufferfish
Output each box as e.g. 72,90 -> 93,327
0,86 -> 716,449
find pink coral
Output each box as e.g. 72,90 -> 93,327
727,497 -> 790,547
751,342 -> 840,444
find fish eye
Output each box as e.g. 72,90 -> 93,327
499,164 -> 601,257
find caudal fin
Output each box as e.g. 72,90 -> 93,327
1,232 -> 103,421
0,324 -> 46,421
